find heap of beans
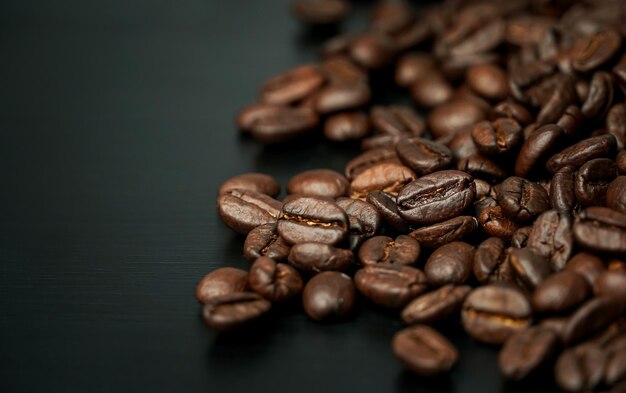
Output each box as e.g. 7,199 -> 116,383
201,0 -> 626,390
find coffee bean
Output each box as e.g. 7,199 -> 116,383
393,19 -> 433,51
324,112 -> 370,142
392,325 -> 459,376
446,129 -> 480,161
582,71 -> 614,119
202,292 -> 271,331
292,0 -> 350,25
439,17 -> 506,58
571,29 -> 622,73
457,154 -> 507,183
395,137 -> 452,176
550,166 -> 577,214
278,196 -> 348,245
605,347 -> 626,387
607,103 -> 626,149
511,226 -> 532,249
409,216 -> 479,249
395,52 -> 436,88
397,170 -> 476,225
345,147 -> 400,180
217,189 -> 283,235
527,210 -> 573,271
243,223 -> 291,262
288,242 -> 354,273
556,105 -> 584,135
555,344 -> 607,393
237,103 -> 282,133
401,284 -> 472,325
219,173 -> 280,197
365,191 -> 411,233
473,238 -> 516,284
499,326 -> 559,381
467,64 -> 509,101
594,270 -> 626,302
607,176 -> 626,214
575,158 -> 618,207
370,1 -> 415,34
349,32 -> 396,70
248,106 -> 319,143
428,99 -> 487,138
260,65 -> 325,105
196,267 -> 249,304
515,124 -> 564,178
425,242 -> 475,286
336,197 -> 382,249
360,134 -> 405,150
562,297 -> 624,345
370,105 -> 425,137
536,75 -> 577,126
358,235 -> 420,266
410,71 -> 454,108
565,252 -> 606,287
286,169 -> 349,198
302,271 -> 356,321
547,134 -> 617,173
314,82 -> 372,114
498,177 -> 550,224
249,257 -> 303,302
355,264 -> 427,308
462,285 -> 532,345
471,118 -> 523,157
509,247 -> 552,290
532,271 -> 591,314
350,162 -> 416,199
479,205 -> 519,239
491,99 -> 533,126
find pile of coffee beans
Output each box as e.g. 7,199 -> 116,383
202,0 -> 626,390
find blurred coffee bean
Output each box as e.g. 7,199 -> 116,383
392,325 -> 459,376
466,64 -> 509,101
370,105 -> 425,137
499,326 -> 559,381
324,112 -> 370,142
532,271 -> 591,314
260,65 -> 325,105
402,284 -> 472,325
302,271 -> 356,321
428,99 -> 487,138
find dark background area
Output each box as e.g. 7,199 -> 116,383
0,1 -> 556,392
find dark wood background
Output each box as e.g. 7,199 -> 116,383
0,0 -> 556,392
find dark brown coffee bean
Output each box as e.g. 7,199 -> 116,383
582,71 -> 614,119
446,129 -> 480,161
462,285 -> 532,345
474,238 -> 516,284
218,173 -> 280,197
547,134 -> 617,173
555,344 -> 607,393
475,195 -> 499,218
349,32 -> 396,70
248,257 -> 303,302
278,196 -> 348,245
302,271 -> 356,321
370,105 -> 425,137
607,176 -> 626,214
511,226 -> 533,249
550,166 -> 577,214
358,235 -> 420,266
350,162 -> 416,199
395,137 -> 452,176
527,210 -> 573,271
202,292 -> 271,331
605,347 -> 626,387
498,177 -> 550,224
409,216 -> 478,249
479,205 -> 518,239
457,154 -> 507,183
471,118 -> 523,156
441,17 -> 506,58
393,19 -> 433,51
515,124 -> 564,178
410,71 -> 454,108
562,297 -> 624,345
499,326 -> 559,381
607,103 -> 626,150
428,99 -> 487,138
286,169 -> 349,199
288,242 -> 355,273
466,64 -> 509,101
509,247 -> 552,289
401,284 -> 472,325
571,29 -> 622,73
370,1 -> 415,34
217,189 -> 283,235
243,223 -> 291,262
324,112 -> 370,142
314,82 -> 371,114
532,271 -> 591,314
392,325 -> 459,377
536,75 -> 577,126
397,170 -> 476,225
575,158 -> 618,207
565,252 -> 606,287
491,99 -> 533,126
321,56 -> 368,85
260,65 -> 325,105
594,270 -> 626,302
354,264 -> 427,308
345,147 -> 400,180
556,105 -> 584,136
292,0 -> 350,25
196,268 -> 249,304
366,191 -> 411,233
395,52 -> 436,88
424,242 -> 474,287
249,106 -> 319,143
336,197 -> 381,249
617,151 -> 626,175
506,15 -> 553,46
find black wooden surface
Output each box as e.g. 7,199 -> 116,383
0,1 -> 557,392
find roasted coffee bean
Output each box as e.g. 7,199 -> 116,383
365,191 -> 411,233
446,129 -> 480,161
607,103 -> 626,149
509,247 -> 552,289
358,235 -> 420,266
473,238 -> 515,284
260,65 -> 325,105
605,347 -> 626,387
475,196 -> 498,218
499,326 -> 559,381
409,216 -> 479,249
395,138 -> 452,176
393,18 -> 432,51
575,158 -> 618,207
392,325 -> 459,377
562,297 -> 624,345
515,124 -> 564,178
471,118 -> 523,157
511,226 -> 533,249
498,177 -> 550,224
350,162 -> 416,199
395,52 -> 436,88
555,344 -> 607,393
243,223 -> 291,262
218,173 -> 280,197
457,154 -> 507,183
437,15 -> 506,58
249,106 -> 319,143
349,32 -> 396,70
466,64 -> 509,101
582,71 -> 614,119
536,75 -> 577,126
410,72 -> 454,108
278,196 -> 348,245
336,197 -> 381,249
237,103 -> 283,133
527,210 -> 573,271
370,1 -> 414,34
491,99 -> 533,126
196,268 -> 249,304
288,242 -> 355,273
479,205 -> 518,239
345,147 -> 400,180
370,105 -> 425,137
550,166 -> 577,214
292,0 -> 350,25
547,134 -> 617,173
556,105 -> 583,136
425,242 -> 475,286
355,264 -> 427,308
474,178 -> 496,200
532,271 -> 591,314
462,285 -> 532,345
321,56 -> 368,85
323,112 -> 370,142
428,99 -> 487,139
217,189 -> 283,235
248,257 -> 303,302
607,176 -> 626,214
571,29 -> 622,73
302,271 -> 356,321
397,170 -> 476,225
360,134 -> 405,150
565,252 -> 606,287
202,292 -> 271,331
286,169 -> 349,198
594,270 -> 626,302
401,284 -> 472,325
314,82 -> 371,114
